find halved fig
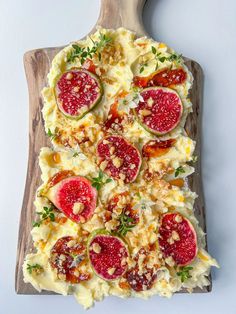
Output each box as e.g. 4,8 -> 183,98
88,230 -> 128,280
46,176 -> 97,223
126,247 -> 158,291
158,213 -> 197,266
134,87 -> 183,135
142,139 -> 176,158
55,69 -> 103,119
96,135 -> 141,183
49,236 -> 91,283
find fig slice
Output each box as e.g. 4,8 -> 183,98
158,213 -> 198,266
55,69 -> 103,119
49,236 -> 91,283
96,135 -> 142,183
134,87 -> 183,135
88,230 -> 128,281
46,176 -> 97,224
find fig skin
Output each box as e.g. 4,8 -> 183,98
55,69 -> 104,120
134,87 -> 183,136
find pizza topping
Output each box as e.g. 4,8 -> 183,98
142,139 -> 176,158
49,236 -> 91,283
158,213 -> 197,266
135,87 -> 183,135
47,176 -> 97,224
97,135 -> 141,183
55,69 -> 103,119
88,232 -> 128,280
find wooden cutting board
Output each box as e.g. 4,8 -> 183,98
15,0 -> 211,294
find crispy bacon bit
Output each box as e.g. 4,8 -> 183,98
142,139 -> 176,158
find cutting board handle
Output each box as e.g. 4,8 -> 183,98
95,0 -> 148,36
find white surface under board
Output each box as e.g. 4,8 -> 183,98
0,0 -> 235,313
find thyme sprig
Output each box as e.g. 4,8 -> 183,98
151,46 -> 183,70
91,171 -> 112,191
117,212 -> 136,236
27,263 -> 44,275
177,266 -> 193,282
174,166 -> 185,177
46,127 -> 59,140
33,206 -> 55,227
67,33 -> 112,64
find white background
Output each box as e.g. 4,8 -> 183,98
0,0 -> 235,313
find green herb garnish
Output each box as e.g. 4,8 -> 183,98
174,166 -> 185,177
72,152 -> 79,157
117,212 -> 136,236
151,46 -> 183,70
27,263 -> 44,275
139,62 -> 148,73
177,266 -> 193,282
67,33 -> 112,64
192,155 -> 198,163
33,206 -> 55,227
91,171 -> 112,191
46,128 -> 58,140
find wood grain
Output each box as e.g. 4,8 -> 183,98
15,0 -> 211,295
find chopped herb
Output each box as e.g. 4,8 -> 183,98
139,62 -> 148,73
151,46 -> 157,54
91,171 -> 112,191
151,47 -> 183,70
177,266 -> 193,282
33,206 -> 55,227
72,152 -> 79,158
117,212 -> 136,236
192,155 -> 198,163
27,263 -> 44,275
174,166 -> 185,177
46,128 -> 59,140
67,32 -> 112,64
136,192 -> 141,200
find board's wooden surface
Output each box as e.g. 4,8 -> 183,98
15,0 -> 211,295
